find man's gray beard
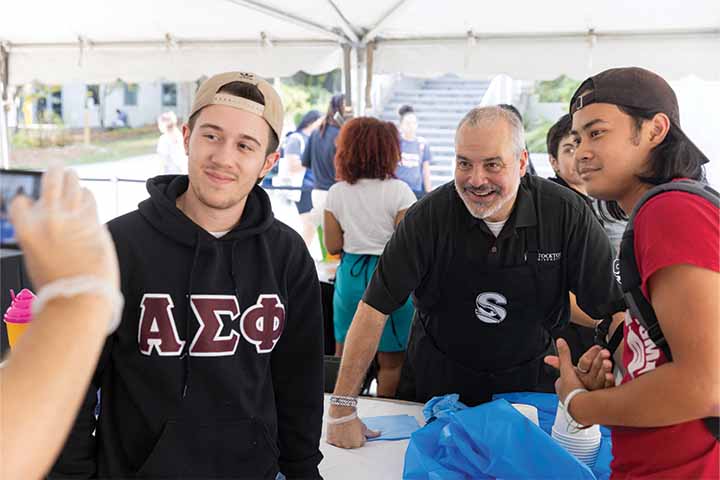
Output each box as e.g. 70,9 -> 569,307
454,182 -> 514,220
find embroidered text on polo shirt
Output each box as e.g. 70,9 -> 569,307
538,251 -> 562,262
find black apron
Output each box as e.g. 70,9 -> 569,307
397,225 -> 561,406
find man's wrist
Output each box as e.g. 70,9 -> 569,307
328,404 -> 356,418
565,388 -> 590,427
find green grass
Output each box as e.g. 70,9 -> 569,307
9,131 -> 159,170
69,133 -> 157,165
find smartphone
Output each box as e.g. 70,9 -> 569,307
332,111 -> 346,127
0,169 -> 42,248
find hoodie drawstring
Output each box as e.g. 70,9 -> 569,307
230,242 -> 242,314
181,233 -> 202,399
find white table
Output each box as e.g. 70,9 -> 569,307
319,395 -> 424,480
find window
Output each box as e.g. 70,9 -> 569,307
162,83 -> 177,107
86,85 -> 100,106
123,83 -> 139,106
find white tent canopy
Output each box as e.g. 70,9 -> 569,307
2,0 -> 719,86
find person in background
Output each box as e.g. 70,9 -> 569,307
548,66 -> 719,478
1,165 -> 121,480
302,94 -> 346,234
395,105 -> 433,199
546,113 -> 626,254
323,117 -> 416,397
156,111 -> 188,174
281,109 -> 323,247
113,109 -> 129,128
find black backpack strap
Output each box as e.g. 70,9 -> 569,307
621,180 -> 720,354
619,179 -> 720,440
594,297 -> 627,356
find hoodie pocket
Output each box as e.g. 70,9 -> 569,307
136,418 -> 279,479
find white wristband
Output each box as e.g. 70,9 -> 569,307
32,275 -> 124,334
563,387 -> 590,432
326,412 -> 358,425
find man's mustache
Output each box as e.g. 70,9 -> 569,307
464,184 -> 500,195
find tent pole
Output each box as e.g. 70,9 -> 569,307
325,0 -> 360,43
0,45 -> 10,169
361,0 -> 410,43
355,46 -> 365,114
364,41 -> 375,111
225,0 -> 348,43
342,44 -> 352,112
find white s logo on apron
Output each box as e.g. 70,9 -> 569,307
475,292 -> 508,324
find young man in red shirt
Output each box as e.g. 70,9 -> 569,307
547,67 -> 719,478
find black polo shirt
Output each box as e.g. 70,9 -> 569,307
363,175 -> 623,327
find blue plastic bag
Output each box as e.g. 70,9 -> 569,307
493,392 -> 612,480
363,414 -> 421,441
422,393 -> 468,422
403,398 -> 597,480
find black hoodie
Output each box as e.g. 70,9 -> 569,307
50,175 -> 324,479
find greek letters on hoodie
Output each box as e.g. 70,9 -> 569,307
50,175 -> 324,480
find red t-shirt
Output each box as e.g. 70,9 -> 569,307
611,188 -> 720,479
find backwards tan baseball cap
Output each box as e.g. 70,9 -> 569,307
189,72 -> 284,141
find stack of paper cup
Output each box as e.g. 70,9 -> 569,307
551,401 -> 601,467
512,403 -> 539,426
3,288 -> 35,348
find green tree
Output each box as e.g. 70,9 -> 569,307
535,75 -> 581,104
277,82 -> 332,128
525,119 -> 554,153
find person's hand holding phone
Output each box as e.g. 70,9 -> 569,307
8,165 -> 119,291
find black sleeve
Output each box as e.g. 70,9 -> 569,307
271,244 -> 324,480
301,135 -> 312,169
566,201 -> 625,317
362,202 -> 436,314
47,341 -> 111,479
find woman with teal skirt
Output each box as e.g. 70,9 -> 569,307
323,117 -> 416,397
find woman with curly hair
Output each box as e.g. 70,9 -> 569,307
323,117 -> 416,397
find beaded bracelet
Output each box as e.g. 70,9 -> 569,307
329,394 -> 358,408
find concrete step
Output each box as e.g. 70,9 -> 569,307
385,96 -> 480,106
378,115 -> 458,127
413,133 -> 453,143
423,82 -> 490,89
381,76 -> 488,192
423,77 -> 490,84
420,135 -> 455,146
428,145 -> 455,154
412,111 -> 465,121
384,103 -> 477,114
430,176 -> 452,188
423,76 -> 490,84
384,105 -> 472,115
392,89 -> 487,98
430,164 -> 453,174
422,86 -> 489,93
415,127 -> 456,136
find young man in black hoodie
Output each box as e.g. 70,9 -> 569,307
50,72 -> 324,479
